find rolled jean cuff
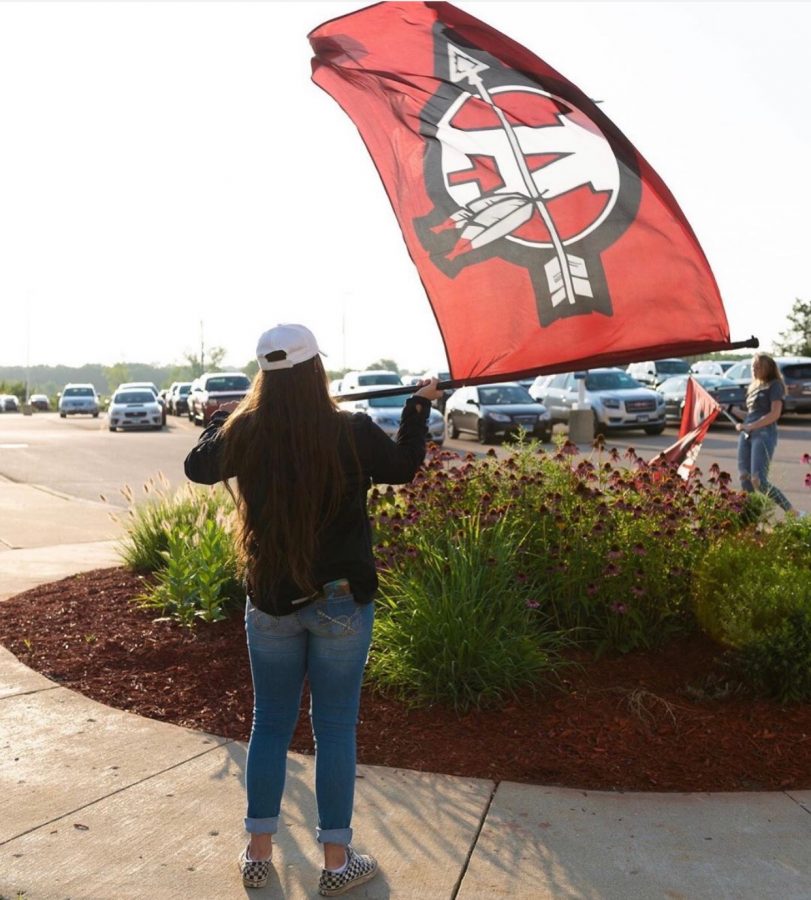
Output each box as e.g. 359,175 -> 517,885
316,825 -> 353,846
245,815 -> 279,835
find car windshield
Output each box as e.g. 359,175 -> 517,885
63,387 -> 94,397
358,373 -> 401,386
659,376 -> 688,392
657,360 -> 690,375
178,385 -> 191,395
368,393 -> 408,408
114,391 -> 155,404
697,376 -> 734,388
478,385 -> 533,405
727,362 -> 751,379
205,376 -> 250,391
585,371 -> 640,391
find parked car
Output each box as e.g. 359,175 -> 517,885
656,374 -> 746,424
0,394 -> 20,412
188,371 -> 252,426
722,359 -> 752,390
340,370 -> 402,393
58,383 -> 100,418
445,382 -> 552,444
690,359 -> 737,377
29,394 -> 50,411
107,388 -> 164,432
339,391 -> 446,445
421,368 -> 453,412
626,358 -> 691,387
167,382 -> 192,416
719,357 -> 811,414
775,357 -> 811,414
531,368 -> 666,435
117,382 -> 166,425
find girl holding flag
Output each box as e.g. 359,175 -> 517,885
735,353 -> 797,515
184,323 -> 441,894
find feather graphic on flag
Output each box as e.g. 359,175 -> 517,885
309,2 -> 756,386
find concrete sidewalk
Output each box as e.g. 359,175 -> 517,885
0,479 -> 809,898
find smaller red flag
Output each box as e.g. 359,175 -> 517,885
651,377 -> 721,479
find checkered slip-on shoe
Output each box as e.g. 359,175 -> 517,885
318,845 -> 378,896
238,846 -> 272,889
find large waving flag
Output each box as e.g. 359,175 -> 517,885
651,377 -> 722,479
310,2 -> 748,384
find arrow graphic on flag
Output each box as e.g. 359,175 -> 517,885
445,43 -> 578,307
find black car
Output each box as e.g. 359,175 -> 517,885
167,382 -> 193,416
656,374 -> 746,424
445,382 -> 552,444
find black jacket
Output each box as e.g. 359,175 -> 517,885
183,397 -> 430,615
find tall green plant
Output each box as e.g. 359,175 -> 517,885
371,512 -> 568,711
116,476 -> 234,573
136,516 -> 242,626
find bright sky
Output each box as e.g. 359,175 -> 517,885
1,1 -> 808,373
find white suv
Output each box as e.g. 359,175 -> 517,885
531,368 -> 666,435
627,358 -> 691,387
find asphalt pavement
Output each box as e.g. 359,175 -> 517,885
0,415 -> 809,898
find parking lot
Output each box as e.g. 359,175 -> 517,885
0,410 -> 809,514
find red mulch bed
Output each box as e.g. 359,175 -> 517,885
1,567 -> 809,792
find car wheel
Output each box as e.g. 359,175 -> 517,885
60,412 -> 66,418
644,424 -> 666,435
108,426 -> 116,432
449,414 -> 460,439
538,429 -> 551,443
477,420 -> 490,444
592,411 -> 605,436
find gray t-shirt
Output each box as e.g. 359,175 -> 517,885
746,380 -> 784,419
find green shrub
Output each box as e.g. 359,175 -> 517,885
370,512 -> 569,711
136,517 -> 242,626
117,476 -> 234,573
737,611 -> 811,703
693,517 -> 811,701
372,440 -> 754,656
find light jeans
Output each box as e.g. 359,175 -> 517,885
737,420 -> 792,511
243,582 -> 374,846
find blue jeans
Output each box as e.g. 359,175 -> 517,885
737,422 -> 792,511
243,581 -> 373,846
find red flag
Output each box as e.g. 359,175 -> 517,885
651,377 -> 721,479
309,2 -> 739,384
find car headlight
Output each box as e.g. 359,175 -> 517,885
488,412 -> 511,423
656,395 -> 665,406
601,397 -> 621,409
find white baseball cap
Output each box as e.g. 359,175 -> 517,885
256,324 -> 325,371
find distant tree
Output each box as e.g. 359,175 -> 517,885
0,380 -> 25,402
366,358 -> 400,374
103,362 -> 131,392
183,346 -> 226,378
774,298 -> 811,357
243,359 -> 259,378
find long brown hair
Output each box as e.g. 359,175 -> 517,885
219,356 -> 349,597
747,353 -> 784,399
